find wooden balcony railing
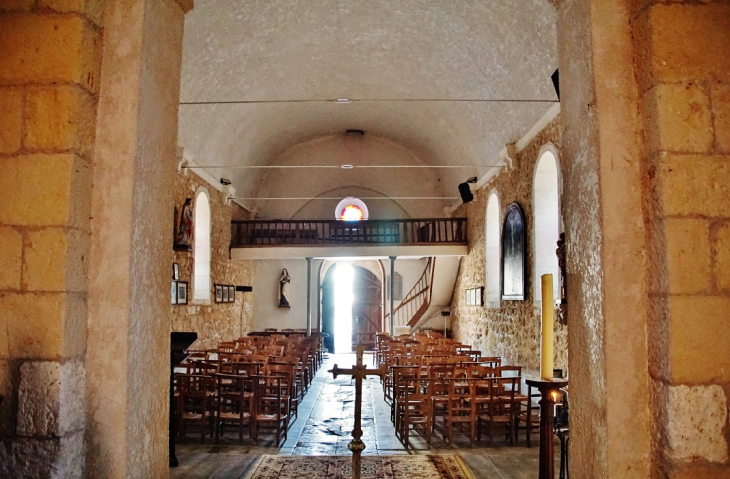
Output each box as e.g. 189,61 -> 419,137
231,218 -> 467,247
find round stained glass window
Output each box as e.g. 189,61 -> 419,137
341,204 -> 363,221
334,197 -> 369,221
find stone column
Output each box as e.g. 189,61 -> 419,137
555,0 -> 730,476
0,2 -> 102,476
389,256 -> 396,335
554,0 -> 651,477
306,257 -> 313,335
86,1 -> 191,478
635,2 -> 730,477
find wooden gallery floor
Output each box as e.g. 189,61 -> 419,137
172,353 -> 559,479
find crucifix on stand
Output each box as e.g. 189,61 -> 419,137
329,344 -> 387,479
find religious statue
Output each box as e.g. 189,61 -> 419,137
278,268 -> 291,309
174,198 -> 193,251
556,232 -> 567,303
556,232 -> 568,325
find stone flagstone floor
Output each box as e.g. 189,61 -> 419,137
172,353 -> 559,479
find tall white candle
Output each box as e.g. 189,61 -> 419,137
541,274 -> 554,380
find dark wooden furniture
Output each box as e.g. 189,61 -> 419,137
169,332 -> 197,467
525,378 -> 569,479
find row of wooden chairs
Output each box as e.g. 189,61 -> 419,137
175,372 -> 292,445
374,334 -> 540,448
174,333 -> 324,445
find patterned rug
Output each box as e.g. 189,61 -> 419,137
249,454 -> 474,479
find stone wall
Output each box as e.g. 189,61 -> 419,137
451,118 -> 568,376
171,168 -> 255,350
635,2 -> 730,477
0,2 -> 102,476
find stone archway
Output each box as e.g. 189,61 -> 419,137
2,0 -> 727,477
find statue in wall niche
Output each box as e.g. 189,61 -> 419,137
556,233 -> 567,303
174,197 -> 193,252
556,232 -> 568,325
278,268 -> 291,309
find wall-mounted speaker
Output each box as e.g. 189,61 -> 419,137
551,69 -> 560,101
458,182 -> 474,203
236,286 -> 253,292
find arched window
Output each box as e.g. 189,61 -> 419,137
193,188 -> 211,302
485,192 -> 501,307
334,197 -> 369,221
533,148 -> 561,305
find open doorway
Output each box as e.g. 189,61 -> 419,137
321,261 -> 384,353
333,263 -> 354,353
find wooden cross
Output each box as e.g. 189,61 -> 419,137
329,344 -> 387,479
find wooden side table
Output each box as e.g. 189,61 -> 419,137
525,378 -> 569,479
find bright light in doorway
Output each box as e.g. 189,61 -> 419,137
334,263 -> 354,353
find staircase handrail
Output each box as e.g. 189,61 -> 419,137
385,258 -> 433,329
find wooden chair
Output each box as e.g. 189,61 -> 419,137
515,381 -> 540,447
176,374 -> 215,443
176,361 -> 218,376
477,376 -> 518,445
479,356 -> 502,368
429,376 -> 451,437
219,361 -> 261,377
497,365 -> 522,377
266,362 -> 298,422
251,375 -> 289,445
400,377 -> 432,447
391,366 -> 420,432
464,364 -> 494,379
214,374 -> 253,443
441,378 -> 475,446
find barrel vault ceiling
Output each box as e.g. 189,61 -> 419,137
177,0 -> 558,218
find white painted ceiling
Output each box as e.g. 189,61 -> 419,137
178,0 -> 557,218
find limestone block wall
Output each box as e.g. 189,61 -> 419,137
451,119 -> 568,376
0,2 -> 101,476
635,2 -> 730,476
171,169 -> 255,350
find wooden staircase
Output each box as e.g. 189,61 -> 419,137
386,258 -> 436,330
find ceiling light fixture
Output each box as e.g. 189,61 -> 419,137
341,164 -> 354,169
335,98 -> 351,104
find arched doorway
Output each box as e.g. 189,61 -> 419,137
321,263 -> 383,353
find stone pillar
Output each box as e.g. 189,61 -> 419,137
635,2 -> 730,477
555,0 -> 730,476
86,0 -> 191,478
554,0 -> 652,477
0,2 -> 102,476
389,256 -> 396,335
306,257 -> 312,335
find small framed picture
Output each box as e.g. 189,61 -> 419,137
172,263 -> 179,280
222,285 -> 229,302
466,289 -> 472,306
215,284 -> 223,303
476,287 -> 483,306
171,281 -> 178,305
177,281 -> 188,305
228,286 -> 235,302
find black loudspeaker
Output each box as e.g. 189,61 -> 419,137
458,182 -> 474,204
236,286 -> 253,292
551,69 -> 560,101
